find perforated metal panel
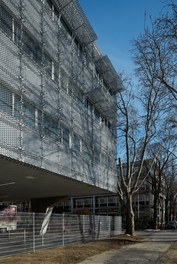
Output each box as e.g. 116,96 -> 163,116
0,0 -> 119,192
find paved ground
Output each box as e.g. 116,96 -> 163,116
78,230 -> 177,264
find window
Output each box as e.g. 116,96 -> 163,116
45,0 -> 52,16
94,148 -> 100,163
60,17 -> 72,41
101,152 -> 107,165
0,4 -> 43,65
44,53 -> 52,77
14,94 -> 21,120
0,86 -> 12,116
76,91 -> 83,107
75,199 -> 84,208
14,20 -> 21,46
23,101 -> 35,128
107,121 -> 111,129
84,199 -> 92,207
54,62 -> 59,82
60,68 -> 69,89
23,32 -> 41,64
87,99 -> 93,116
62,126 -> 70,148
54,6 -> 59,22
0,3 -> 12,39
23,32 -> 34,59
98,198 -> 107,205
72,133 -> 81,152
44,114 -> 58,140
45,0 -> 59,22
51,61 -> 55,80
94,108 -> 100,122
37,109 -> 42,128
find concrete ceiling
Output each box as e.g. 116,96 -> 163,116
0,155 -> 111,203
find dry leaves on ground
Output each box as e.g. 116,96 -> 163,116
0,235 -> 141,264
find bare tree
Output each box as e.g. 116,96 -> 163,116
133,2 -> 177,102
116,77 -> 164,235
117,2 -> 177,236
145,139 -> 177,229
164,159 -> 177,223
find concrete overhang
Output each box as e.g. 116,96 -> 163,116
0,155 -> 112,203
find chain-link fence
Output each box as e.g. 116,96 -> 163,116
0,212 -> 122,258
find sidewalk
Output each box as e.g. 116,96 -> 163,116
78,230 -> 177,264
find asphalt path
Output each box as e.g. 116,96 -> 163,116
79,230 -> 177,264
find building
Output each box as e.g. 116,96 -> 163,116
133,180 -> 166,228
53,194 -> 120,216
118,161 -> 166,228
0,0 -> 122,210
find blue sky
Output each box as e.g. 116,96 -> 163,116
78,0 -> 172,80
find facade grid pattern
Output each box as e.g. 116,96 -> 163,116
0,0 -> 122,193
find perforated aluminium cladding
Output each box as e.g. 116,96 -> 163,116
0,32 -> 19,89
0,115 -> 20,151
23,0 -> 41,42
0,0 -> 118,192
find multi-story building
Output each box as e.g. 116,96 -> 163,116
0,0 -> 122,210
53,194 -> 120,216
118,161 -> 166,228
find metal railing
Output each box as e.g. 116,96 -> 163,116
0,212 -> 122,258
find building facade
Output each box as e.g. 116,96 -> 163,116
118,161 -> 166,229
132,176 -> 166,228
0,0 -> 122,204
53,194 -> 120,216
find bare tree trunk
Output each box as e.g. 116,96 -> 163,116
152,194 -> 158,229
125,194 -> 135,236
165,198 -> 169,224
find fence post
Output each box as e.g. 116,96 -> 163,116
24,229 -> 26,244
8,230 -> 11,241
109,216 -> 111,237
33,212 -> 35,252
83,215 -> 85,236
62,213 -> 65,247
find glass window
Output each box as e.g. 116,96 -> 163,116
14,94 -> 21,120
62,126 -> 70,148
23,32 -> 41,64
50,61 -> 59,82
60,68 -> 69,89
44,114 -> 58,140
0,3 -> 12,39
14,20 -> 21,46
44,53 -> 52,77
51,61 -> 55,80
0,86 -> 12,116
101,152 -> 107,165
94,148 -> 100,163
94,108 -> 100,122
54,62 -> 59,82
54,7 -> 59,22
23,101 -> 35,128
45,0 -> 52,16
76,92 -> 83,108
87,99 -> 93,116
23,32 -> 34,59
60,17 -> 72,41
72,133 -> 80,152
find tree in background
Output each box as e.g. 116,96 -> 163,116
117,1 -> 177,236
163,158 -> 177,223
145,140 -> 177,229
133,1 -> 177,110
116,76 -> 164,236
